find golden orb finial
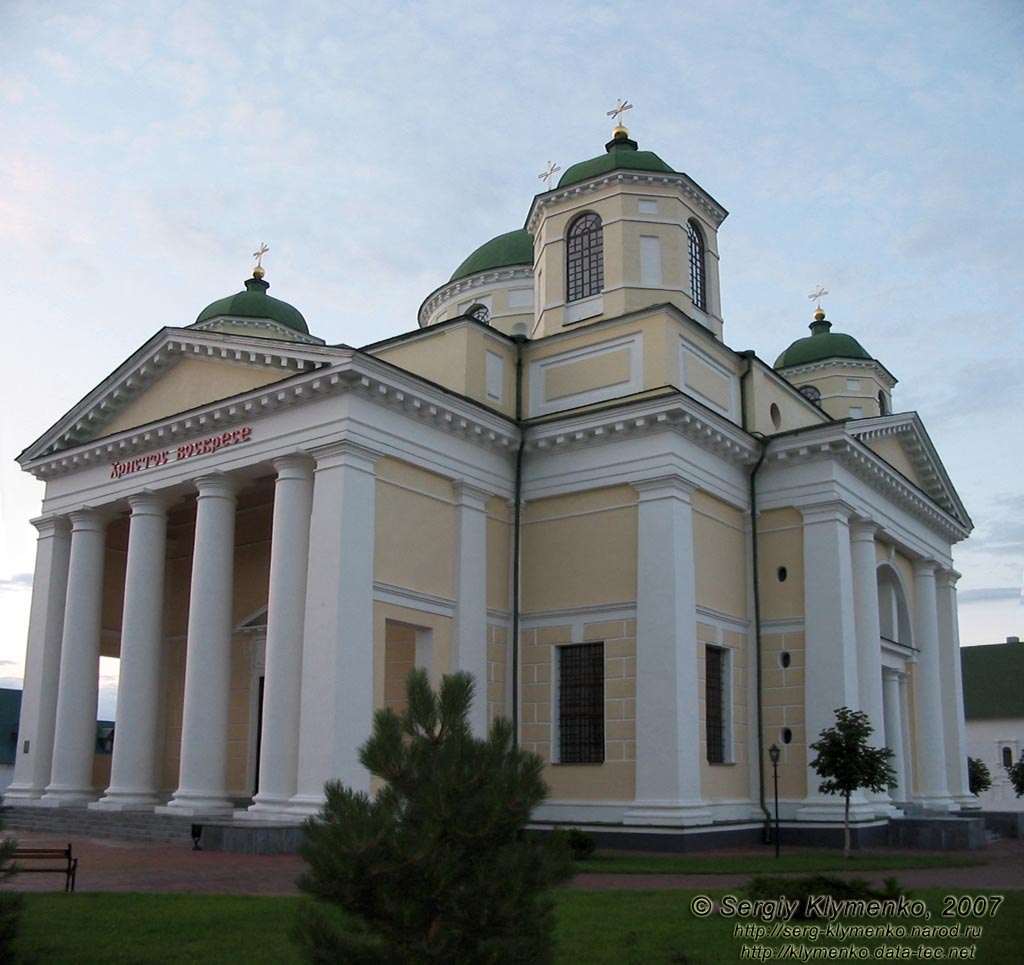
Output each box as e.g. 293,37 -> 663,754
606,98 -> 633,139
252,242 -> 270,279
814,307 -> 826,322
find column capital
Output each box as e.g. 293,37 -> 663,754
272,453 -> 315,479
452,480 -> 491,508
194,473 -> 237,499
936,567 -> 961,588
127,490 -> 171,517
849,518 -> 880,542
913,558 -> 940,577
633,473 -> 695,502
799,499 -> 855,527
309,440 -> 380,475
67,507 -> 110,532
30,514 -> 70,538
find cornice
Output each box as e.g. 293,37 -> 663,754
526,171 -> 728,235
524,393 -> 758,467
21,352 -> 521,480
418,266 -> 534,327
765,428 -> 970,542
778,355 -> 897,389
189,316 -> 325,345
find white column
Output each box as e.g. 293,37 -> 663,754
937,569 -> 974,807
625,475 -> 711,826
42,509 -> 108,805
911,560 -> 954,810
454,481 -> 489,737
93,493 -> 168,810
797,502 -> 871,822
245,455 -> 314,817
882,669 -> 908,803
290,442 -> 378,816
5,516 -> 71,802
850,520 -> 893,814
158,474 -> 236,815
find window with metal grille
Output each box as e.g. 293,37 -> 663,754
705,645 -> 727,764
687,219 -> 706,311
566,213 -> 604,302
558,643 -> 604,763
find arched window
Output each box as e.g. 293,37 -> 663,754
878,390 -> 888,416
799,384 -> 822,406
1003,746 -> 1014,769
687,219 -> 707,311
566,213 -> 603,302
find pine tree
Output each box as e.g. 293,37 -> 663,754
809,707 -> 896,858
296,669 -> 573,964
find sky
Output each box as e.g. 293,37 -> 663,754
1,0 -> 1022,717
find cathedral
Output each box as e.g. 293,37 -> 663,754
6,118 -> 975,841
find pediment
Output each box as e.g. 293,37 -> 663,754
20,328 -> 341,463
849,413 -> 972,529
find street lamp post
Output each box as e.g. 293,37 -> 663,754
768,743 -> 781,858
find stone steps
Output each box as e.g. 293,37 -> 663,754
1,805 -> 200,846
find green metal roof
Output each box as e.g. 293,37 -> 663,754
449,229 -> 534,282
961,642 -> 1024,718
195,275 -> 309,334
775,317 -> 872,369
557,134 -> 675,189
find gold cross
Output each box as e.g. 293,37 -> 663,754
538,161 -> 561,189
607,98 -> 633,125
253,242 -> 270,270
808,286 -> 829,310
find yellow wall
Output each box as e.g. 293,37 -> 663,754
100,358 -> 290,438
487,623 -> 508,725
757,508 -> 805,621
372,603 -> 454,713
865,437 -> 923,488
692,491 -> 748,618
760,631 -> 807,799
521,486 -> 637,612
374,458 -> 456,598
487,498 -> 512,612
520,619 -> 637,801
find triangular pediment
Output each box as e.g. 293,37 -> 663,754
849,412 -> 972,529
19,328 -> 343,463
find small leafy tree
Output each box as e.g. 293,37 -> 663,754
968,757 -> 992,796
809,707 -> 896,858
1007,752 -> 1024,798
296,669 -> 573,964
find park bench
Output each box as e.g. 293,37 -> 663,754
12,843 -> 78,892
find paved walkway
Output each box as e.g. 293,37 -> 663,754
4,830 -> 1023,895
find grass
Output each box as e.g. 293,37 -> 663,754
573,849 -> 983,876
10,889 -> 1021,964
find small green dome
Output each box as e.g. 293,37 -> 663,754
557,133 -> 675,189
775,315 -> 872,368
450,229 -> 534,282
195,275 -> 308,334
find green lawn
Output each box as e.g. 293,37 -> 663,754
10,889 -> 1021,964
574,849 -> 982,875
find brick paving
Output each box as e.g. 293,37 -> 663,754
4,830 -> 1023,895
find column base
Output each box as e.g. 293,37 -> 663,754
954,795 -> 982,810
89,792 -> 160,812
40,786 -> 97,807
155,792 -> 233,817
287,793 -> 327,818
235,803 -> 304,824
623,801 -> 713,827
2,785 -> 47,803
908,794 -> 957,813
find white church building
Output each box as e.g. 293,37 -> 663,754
6,120 -> 975,838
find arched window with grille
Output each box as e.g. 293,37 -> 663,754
566,212 -> 604,302
687,219 -> 707,311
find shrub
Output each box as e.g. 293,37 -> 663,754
566,828 -> 596,861
744,874 -> 907,920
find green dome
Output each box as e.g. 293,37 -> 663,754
557,133 -> 675,189
195,275 -> 308,334
450,229 -> 534,282
775,316 -> 872,368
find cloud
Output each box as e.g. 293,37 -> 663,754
0,573 -> 32,592
958,587 -> 1021,605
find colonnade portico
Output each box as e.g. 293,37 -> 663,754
795,499 -> 967,818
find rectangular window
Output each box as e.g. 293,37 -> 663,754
705,645 -> 728,764
558,643 -> 604,763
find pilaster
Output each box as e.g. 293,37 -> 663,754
936,569 -> 974,807
453,481 -> 490,737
